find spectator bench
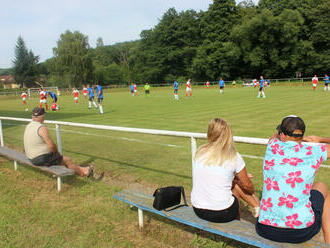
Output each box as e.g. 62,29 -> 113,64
0,146 -> 75,192
114,189 -> 330,248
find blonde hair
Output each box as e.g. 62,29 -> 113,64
194,118 -> 237,166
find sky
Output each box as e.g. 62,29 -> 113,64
0,0 -> 256,68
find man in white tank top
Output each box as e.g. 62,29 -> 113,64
24,107 -> 93,177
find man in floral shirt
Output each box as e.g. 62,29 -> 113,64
256,115 -> 330,244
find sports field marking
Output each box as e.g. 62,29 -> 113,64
3,123 -> 330,168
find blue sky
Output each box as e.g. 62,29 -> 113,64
0,0 -> 256,68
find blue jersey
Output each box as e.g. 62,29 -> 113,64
49,91 -> 57,100
96,85 -> 103,98
325,76 -> 329,84
130,85 -> 134,91
260,79 -> 264,87
87,87 -> 94,97
174,81 -> 178,90
219,80 -> 224,87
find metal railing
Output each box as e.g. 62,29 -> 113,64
0,116 -> 328,168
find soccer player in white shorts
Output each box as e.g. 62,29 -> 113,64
312,75 -> 318,90
185,79 -> 192,97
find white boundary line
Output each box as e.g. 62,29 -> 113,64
3,123 -> 330,169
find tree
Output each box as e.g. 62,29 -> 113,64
12,36 -> 39,87
96,37 -> 104,48
52,30 -> 93,87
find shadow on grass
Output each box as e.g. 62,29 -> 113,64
64,149 -> 191,180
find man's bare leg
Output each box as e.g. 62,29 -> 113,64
62,156 -> 90,177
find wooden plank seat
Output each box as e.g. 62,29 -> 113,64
0,146 -> 75,191
114,189 -> 330,248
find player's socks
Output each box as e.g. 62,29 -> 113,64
45,104 -> 48,110
93,101 -> 97,108
39,104 -> 42,108
99,105 -> 103,114
262,92 -> 266,98
313,86 -> 316,90
88,101 -> 92,109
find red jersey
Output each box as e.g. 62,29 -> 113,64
312,77 -> 318,84
83,87 -> 87,93
186,81 -> 191,88
51,103 -> 57,111
21,93 -> 27,99
40,91 -> 46,100
73,90 -> 79,97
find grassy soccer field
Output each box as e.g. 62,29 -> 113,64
0,83 -> 330,247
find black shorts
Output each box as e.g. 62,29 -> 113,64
174,89 -> 178,94
193,196 -> 239,223
220,86 -> 224,89
131,90 -> 134,93
255,190 -> 324,243
30,152 -> 63,166
325,83 -> 329,86
98,98 -> 103,104
89,96 -> 94,101
259,87 -> 263,91
145,90 -> 150,94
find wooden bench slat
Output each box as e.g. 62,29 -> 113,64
0,146 -> 75,176
114,189 -> 330,248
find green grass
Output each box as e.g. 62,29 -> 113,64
0,83 -> 329,247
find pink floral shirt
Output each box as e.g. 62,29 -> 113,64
258,138 -> 327,228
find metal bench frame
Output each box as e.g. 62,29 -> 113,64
0,146 -> 75,192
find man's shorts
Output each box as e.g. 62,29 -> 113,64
89,96 -> 94,101
145,90 -> 150,94
131,90 -> 134,94
174,89 -> 178,94
325,83 -> 329,86
98,98 -> 103,104
40,99 -> 47,104
220,86 -> 224,89
22,98 -> 26,101
259,87 -> 264,92
256,189 -> 324,243
30,152 -> 63,166
186,88 -> 192,92
74,97 -> 78,101
83,93 -> 87,96
313,83 -> 317,87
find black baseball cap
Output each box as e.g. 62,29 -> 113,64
32,107 -> 45,117
276,115 -> 305,137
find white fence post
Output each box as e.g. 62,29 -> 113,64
0,120 -> 3,146
55,124 -> 62,155
191,137 -> 197,166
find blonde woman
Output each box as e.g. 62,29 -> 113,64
191,118 -> 260,223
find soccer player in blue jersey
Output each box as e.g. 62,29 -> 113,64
48,91 -> 58,103
129,83 -> 135,96
257,76 -> 266,98
324,74 -> 329,91
87,84 -> 97,109
173,80 -> 179,100
218,77 -> 225,94
95,84 -> 104,114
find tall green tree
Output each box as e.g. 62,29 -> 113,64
52,30 -> 93,87
13,36 -> 39,87
192,0 -> 238,80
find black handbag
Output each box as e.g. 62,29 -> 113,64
153,186 -> 188,211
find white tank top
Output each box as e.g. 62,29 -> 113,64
24,121 -> 50,159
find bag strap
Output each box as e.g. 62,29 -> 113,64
180,186 -> 188,206
164,187 -> 188,212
